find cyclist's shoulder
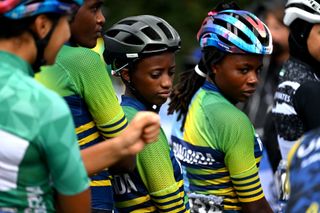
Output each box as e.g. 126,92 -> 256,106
280,57 -> 317,83
58,45 -> 101,66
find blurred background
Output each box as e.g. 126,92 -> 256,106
102,0 -> 267,72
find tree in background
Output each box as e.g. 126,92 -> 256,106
103,0 -> 255,71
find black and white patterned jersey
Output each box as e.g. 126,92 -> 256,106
272,57 -> 320,159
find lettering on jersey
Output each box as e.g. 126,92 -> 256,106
26,186 -> 46,212
274,92 -> 291,103
113,174 -> 138,195
172,142 -> 216,166
297,138 -> 320,158
297,138 -> 320,168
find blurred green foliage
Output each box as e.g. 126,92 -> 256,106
103,0 -> 257,70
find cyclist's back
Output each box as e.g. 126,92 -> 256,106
37,45 -> 127,211
286,127 -> 320,213
171,82 -> 264,211
272,0 -> 320,159
0,50 -> 89,212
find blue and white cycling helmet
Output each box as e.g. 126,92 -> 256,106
283,0 -> 320,26
197,9 -> 273,55
2,0 -> 82,19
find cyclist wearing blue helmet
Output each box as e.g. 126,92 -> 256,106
0,0 -> 91,212
168,2 -> 273,213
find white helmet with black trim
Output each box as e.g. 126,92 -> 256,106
284,0 -> 320,26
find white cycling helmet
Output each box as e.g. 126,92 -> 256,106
284,0 -> 320,26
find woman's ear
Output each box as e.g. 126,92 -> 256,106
31,14 -> 52,39
211,64 -> 218,75
120,68 -> 130,82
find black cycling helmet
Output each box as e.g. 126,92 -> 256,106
103,15 -> 181,76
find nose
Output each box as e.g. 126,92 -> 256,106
161,74 -> 173,89
247,71 -> 259,87
97,9 -> 105,26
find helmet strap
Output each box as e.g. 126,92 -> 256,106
28,19 -> 59,72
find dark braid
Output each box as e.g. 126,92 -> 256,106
168,59 -> 206,119
168,47 -> 225,130
168,1 -> 239,130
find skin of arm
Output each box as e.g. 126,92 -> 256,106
81,111 -> 160,176
56,189 -> 91,213
242,198 -> 273,213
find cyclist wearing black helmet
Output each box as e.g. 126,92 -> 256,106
103,15 -> 189,212
0,0 -> 91,212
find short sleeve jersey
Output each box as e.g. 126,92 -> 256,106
36,45 -> 128,210
171,81 -> 264,211
286,127 -> 320,213
0,51 -> 89,212
112,96 -> 189,212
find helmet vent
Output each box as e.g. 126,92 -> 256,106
157,22 -> 173,39
118,20 -> 137,26
123,34 -> 144,45
141,26 -> 161,40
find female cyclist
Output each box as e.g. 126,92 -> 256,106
0,0 -> 90,212
168,2 -> 274,213
103,15 -> 189,212
0,0 -> 160,212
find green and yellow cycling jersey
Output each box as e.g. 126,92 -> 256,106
37,45 -> 127,210
171,81 -> 264,212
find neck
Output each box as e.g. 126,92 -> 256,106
124,86 -> 161,112
0,33 -> 36,64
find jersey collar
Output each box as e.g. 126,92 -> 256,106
0,51 -> 34,77
121,95 -> 148,111
202,80 -> 220,93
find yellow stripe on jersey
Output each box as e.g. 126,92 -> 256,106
78,132 -> 100,146
224,205 -> 241,211
256,156 -> 262,163
232,174 -> 264,202
157,202 -> 185,212
116,195 -> 151,208
232,174 -> 260,190
75,121 -> 95,134
98,114 -> 128,138
187,167 -> 228,174
90,180 -> 112,187
130,206 -> 157,213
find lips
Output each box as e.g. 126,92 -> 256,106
242,90 -> 255,97
158,91 -> 171,98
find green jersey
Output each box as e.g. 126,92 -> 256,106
0,51 -> 89,212
171,81 -> 264,212
112,96 -> 189,212
36,45 -> 128,210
